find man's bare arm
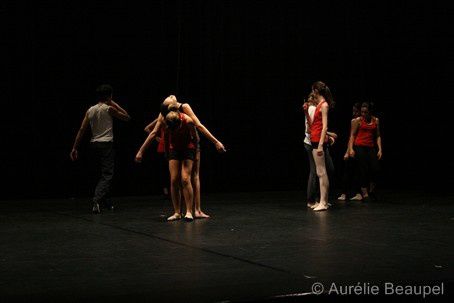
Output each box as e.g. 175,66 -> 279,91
108,105 -> 131,121
70,111 -> 90,161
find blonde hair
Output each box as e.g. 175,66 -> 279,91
165,111 -> 181,131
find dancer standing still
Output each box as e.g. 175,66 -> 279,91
70,84 -> 131,213
337,103 -> 362,201
309,81 -> 334,211
303,93 -> 336,209
303,93 -> 318,208
348,102 -> 382,202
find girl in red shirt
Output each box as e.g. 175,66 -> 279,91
309,81 -> 335,211
136,107 -> 198,221
337,103 -> 362,201
348,102 -> 383,201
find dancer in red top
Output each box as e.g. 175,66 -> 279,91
337,103 -> 362,201
348,102 -> 382,201
303,92 -> 336,209
144,119 -> 169,198
310,81 -> 335,211
136,106 -> 198,221
146,95 -> 226,219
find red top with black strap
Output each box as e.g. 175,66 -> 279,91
354,117 -> 377,147
157,128 -> 166,153
168,113 -> 197,151
310,101 -> 328,144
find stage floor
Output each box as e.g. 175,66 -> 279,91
0,191 -> 452,302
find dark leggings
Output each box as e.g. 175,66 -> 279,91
340,157 -> 360,196
354,145 -> 380,188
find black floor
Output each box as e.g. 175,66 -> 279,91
0,191 -> 453,302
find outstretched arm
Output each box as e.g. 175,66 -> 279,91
181,103 -> 226,152
135,117 -> 163,163
144,117 -> 159,133
70,111 -> 90,161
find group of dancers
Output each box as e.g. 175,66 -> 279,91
134,95 -> 226,221
70,81 -> 382,219
70,85 -> 225,221
303,81 -> 382,211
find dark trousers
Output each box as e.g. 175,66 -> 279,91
340,157 -> 360,196
304,143 -> 335,203
90,142 -> 115,205
354,145 -> 380,188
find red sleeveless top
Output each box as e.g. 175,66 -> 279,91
157,128 -> 166,153
168,113 -> 197,151
310,101 -> 328,144
354,117 -> 377,147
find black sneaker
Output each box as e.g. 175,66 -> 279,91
92,202 -> 101,214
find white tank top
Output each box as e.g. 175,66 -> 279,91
87,103 -> 113,142
304,105 -> 316,145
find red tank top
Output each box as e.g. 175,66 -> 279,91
168,113 -> 196,151
354,117 -> 377,147
157,128 -> 166,153
310,101 -> 328,144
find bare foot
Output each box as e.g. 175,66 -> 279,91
350,193 -> 363,201
310,202 -> 320,209
184,212 -> 194,222
194,210 -> 210,219
313,203 -> 328,211
167,213 -> 182,221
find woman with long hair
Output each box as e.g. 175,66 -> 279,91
309,81 -> 334,211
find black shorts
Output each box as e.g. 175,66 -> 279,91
166,149 -> 196,161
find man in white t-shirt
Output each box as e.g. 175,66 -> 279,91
70,84 -> 130,213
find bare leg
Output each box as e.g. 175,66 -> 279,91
192,150 -> 209,218
181,159 -> 194,221
168,160 -> 182,221
312,149 -> 329,211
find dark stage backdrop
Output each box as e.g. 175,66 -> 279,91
4,1 -> 453,200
